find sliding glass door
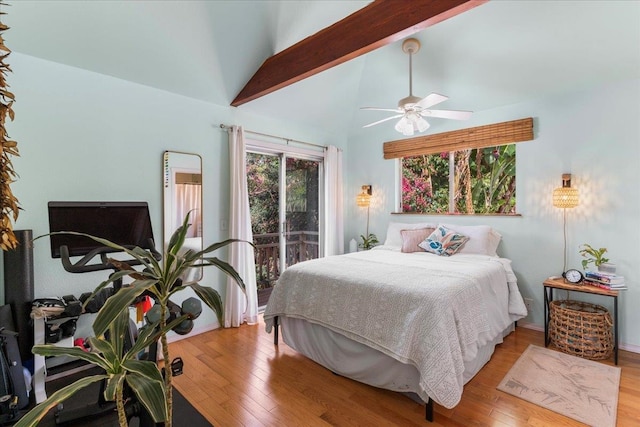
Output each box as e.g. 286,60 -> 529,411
285,157 -> 320,268
246,147 -> 322,306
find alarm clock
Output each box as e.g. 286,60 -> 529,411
562,269 -> 583,284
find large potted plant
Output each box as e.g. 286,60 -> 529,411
17,309 -> 179,426
17,212 -> 248,426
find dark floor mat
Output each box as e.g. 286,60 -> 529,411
17,367 -> 212,426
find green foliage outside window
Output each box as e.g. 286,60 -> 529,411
246,154 -> 320,235
247,152 -> 280,235
402,144 -> 516,214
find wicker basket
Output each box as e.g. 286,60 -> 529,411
549,300 -> 613,360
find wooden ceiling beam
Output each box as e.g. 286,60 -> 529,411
231,0 -> 486,107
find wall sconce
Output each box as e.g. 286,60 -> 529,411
356,185 -> 372,207
552,173 -> 579,275
356,185 -> 372,241
553,174 -> 579,208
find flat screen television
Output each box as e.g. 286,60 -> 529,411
48,201 -> 155,258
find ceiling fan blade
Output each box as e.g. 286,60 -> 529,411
416,93 -> 449,109
363,114 -> 404,128
421,109 -> 472,120
361,107 -> 403,113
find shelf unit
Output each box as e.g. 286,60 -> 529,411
32,315 -> 91,403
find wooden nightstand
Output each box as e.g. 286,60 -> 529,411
543,277 -> 619,364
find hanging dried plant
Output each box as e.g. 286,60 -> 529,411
0,3 -> 20,251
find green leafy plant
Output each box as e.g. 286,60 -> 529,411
579,243 -> 609,270
359,233 -> 379,250
22,212 -> 248,427
401,145 -> 516,215
16,310 -> 182,426
0,7 -> 21,251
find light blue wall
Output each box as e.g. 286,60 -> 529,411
4,51 -> 639,350
345,78 -> 640,349
4,53 -> 346,335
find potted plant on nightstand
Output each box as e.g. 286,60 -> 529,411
579,243 -> 615,273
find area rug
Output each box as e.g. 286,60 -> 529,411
497,344 -> 620,427
35,367 -> 213,426
33,388 -> 212,426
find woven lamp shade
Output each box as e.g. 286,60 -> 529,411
356,191 -> 371,207
553,187 -> 579,208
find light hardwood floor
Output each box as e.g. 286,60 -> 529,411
170,316 -> 640,426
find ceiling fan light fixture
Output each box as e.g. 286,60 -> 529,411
415,116 -> 430,133
394,116 -> 414,136
361,37 -> 472,134
395,113 -> 429,136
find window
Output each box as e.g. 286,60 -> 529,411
401,144 -> 516,214
385,118 -> 532,215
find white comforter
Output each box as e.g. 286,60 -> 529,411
264,249 -> 527,408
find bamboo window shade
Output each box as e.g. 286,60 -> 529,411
383,117 -> 534,159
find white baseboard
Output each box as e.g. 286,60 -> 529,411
619,342 -> 640,354
166,322 -> 219,344
517,321 -> 543,332
518,322 -> 639,355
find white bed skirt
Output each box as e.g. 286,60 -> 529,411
280,316 -> 515,401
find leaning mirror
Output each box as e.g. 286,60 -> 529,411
163,151 -> 203,283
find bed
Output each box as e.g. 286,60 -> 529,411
263,223 -> 528,421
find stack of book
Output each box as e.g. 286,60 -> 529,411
583,270 -> 627,290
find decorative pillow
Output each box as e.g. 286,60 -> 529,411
400,228 -> 435,253
383,222 -> 437,249
440,223 -> 501,256
488,229 -> 502,256
418,225 -> 469,256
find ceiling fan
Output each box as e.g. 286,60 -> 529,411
361,38 -> 472,136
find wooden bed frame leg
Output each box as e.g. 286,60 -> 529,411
273,316 -> 279,345
425,397 -> 433,422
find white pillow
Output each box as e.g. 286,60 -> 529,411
440,223 -> 501,256
383,222 -> 437,248
488,229 -> 502,256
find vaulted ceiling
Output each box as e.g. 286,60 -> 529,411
5,1 -> 640,138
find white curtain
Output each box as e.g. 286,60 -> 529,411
225,126 -> 258,327
324,145 -> 344,256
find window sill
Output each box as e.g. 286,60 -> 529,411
390,212 -> 522,217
